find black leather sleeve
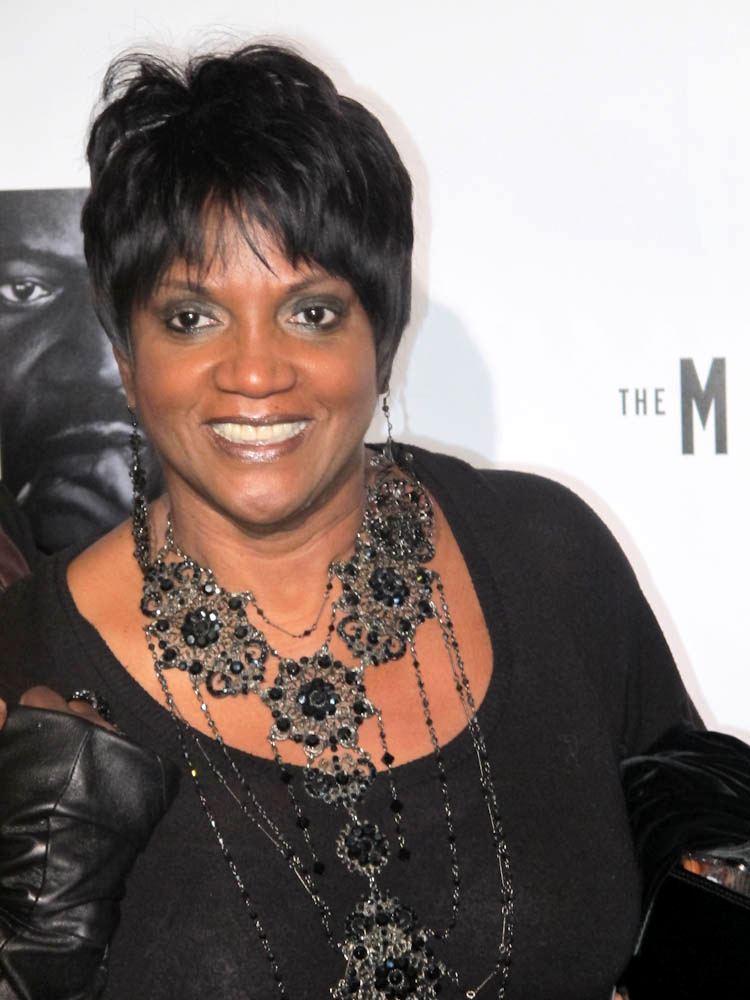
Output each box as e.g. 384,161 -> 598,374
0,706 -> 180,1000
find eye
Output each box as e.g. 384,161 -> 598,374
289,302 -> 342,331
165,309 -> 218,334
0,278 -> 57,306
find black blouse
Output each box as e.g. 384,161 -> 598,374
0,447 -> 700,999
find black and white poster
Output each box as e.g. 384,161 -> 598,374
0,188 -> 157,552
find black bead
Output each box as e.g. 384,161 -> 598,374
313,861 -> 326,875
390,799 -> 403,812
382,752 -> 395,766
228,596 -> 243,610
398,847 -> 411,861
296,816 -> 310,830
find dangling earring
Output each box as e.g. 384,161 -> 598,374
381,388 -> 396,465
128,407 -> 151,570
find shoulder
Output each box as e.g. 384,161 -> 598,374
0,519 -> 136,704
408,444 -> 620,559
407,443 -> 644,620
67,519 -> 140,615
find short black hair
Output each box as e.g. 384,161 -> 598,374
82,43 -> 413,388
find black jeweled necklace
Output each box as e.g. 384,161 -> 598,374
138,448 -> 514,999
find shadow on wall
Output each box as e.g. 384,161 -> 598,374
0,188 -> 161,553
385,294 -> 499,469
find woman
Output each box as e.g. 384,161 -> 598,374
0,43 -> 699,1000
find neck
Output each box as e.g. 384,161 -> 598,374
154,451 -> 369,620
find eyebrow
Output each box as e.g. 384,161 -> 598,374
157,274 -> 336,297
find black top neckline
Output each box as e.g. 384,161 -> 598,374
52,448 -> 512,789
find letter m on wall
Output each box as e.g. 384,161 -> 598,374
680,358 -> 727,454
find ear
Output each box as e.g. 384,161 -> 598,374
114,347 -> 136,410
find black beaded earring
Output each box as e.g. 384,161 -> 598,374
381,389 -> 395,465
128,408 -> 150,571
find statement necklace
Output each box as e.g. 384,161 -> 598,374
138,448 -> 514,999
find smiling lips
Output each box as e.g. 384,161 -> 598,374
210,420 -> 310,446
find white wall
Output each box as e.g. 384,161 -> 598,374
3,0 -> 747,734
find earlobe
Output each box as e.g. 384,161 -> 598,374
114,347 -> 136,409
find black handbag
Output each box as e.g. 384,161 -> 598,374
624,866 -> 750,998
620,727 -> 750,999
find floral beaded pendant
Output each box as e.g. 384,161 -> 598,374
332,890 -> 447,1000
141,560 -> 268,696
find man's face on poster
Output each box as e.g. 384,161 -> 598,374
0,189 -> 143,551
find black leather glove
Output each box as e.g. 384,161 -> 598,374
621,724 -> 750,908
0,706 -> 180,999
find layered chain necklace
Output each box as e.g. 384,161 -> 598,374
137,449 -> 514,999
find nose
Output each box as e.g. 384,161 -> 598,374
213,320 -> 297,399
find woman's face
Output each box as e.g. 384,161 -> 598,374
119,227 -> 379,532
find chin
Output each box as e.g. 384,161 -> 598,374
202,472 -> 314,530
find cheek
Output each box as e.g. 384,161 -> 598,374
323,360 -> 378,428
313,335 -> 378,413
132,351 -> 205,417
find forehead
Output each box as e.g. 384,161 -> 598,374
154,220 -> 337,297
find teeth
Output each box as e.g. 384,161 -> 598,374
212,421 -> 308,444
